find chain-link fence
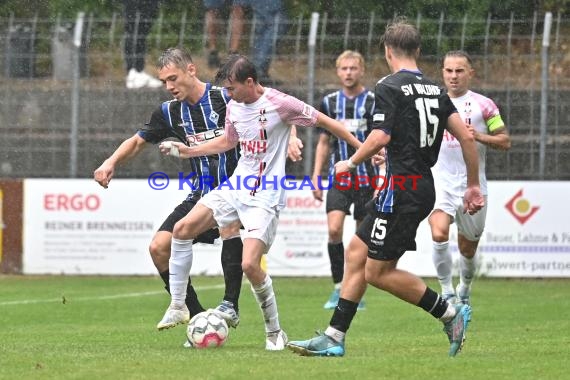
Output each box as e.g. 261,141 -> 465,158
1,11 -> 569,180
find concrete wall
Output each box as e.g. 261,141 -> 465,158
1,84 -> 569,179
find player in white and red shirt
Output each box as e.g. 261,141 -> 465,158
429,50 -> 511,305
156,54 -> 362,351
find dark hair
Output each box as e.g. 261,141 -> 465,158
442,50 -> 474,67
157,47 -> 193,70
381,17 -> 421,58
214,54 -> 257,85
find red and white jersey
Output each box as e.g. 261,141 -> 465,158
223,87 -> 318,210
433,90 -> 504,196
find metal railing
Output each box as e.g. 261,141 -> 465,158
0,12 -> 569,180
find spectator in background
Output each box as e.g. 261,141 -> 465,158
203,0 -> 247,68
123,0 -> 162,89
248,0 -> 286,85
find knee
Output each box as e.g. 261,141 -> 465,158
364,264 -> 388,289
429,214 -> 450,242
172,221 -> 195,240
241,257 -> 259,278
328,226 -> 343,242
458,243 -> 477,258
432,230 -> 449,243
430,224 -> 449,242
149,238 -> 170,268
364,266 -> 375,286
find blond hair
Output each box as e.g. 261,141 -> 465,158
335,50 -> 365,70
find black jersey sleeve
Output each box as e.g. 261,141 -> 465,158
440,92 -> 458,119
137,106 -> 175,144
372,79 -> 398,135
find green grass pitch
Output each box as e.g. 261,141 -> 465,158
1,276 -> 568,380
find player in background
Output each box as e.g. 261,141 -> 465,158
429,50 -> 511,305
287,18 -> 484,357
93,47 -> 244,343
156,54 -> 363,350
311,50 -> 376,310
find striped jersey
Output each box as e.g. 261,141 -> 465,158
372,70 -> 457,214
433,90 -> 505,196
137,83 -> 239,201
319,89 -> 378,182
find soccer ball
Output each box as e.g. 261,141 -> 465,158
186,311 -> 229,348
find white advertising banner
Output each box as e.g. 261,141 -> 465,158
23,179 -> 570,277
402,181 -> 570,277
23,179 -> 222,275
257,181 -> 570,278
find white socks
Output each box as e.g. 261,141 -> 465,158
439,302 -> 457,323
432,241 -> 454,295
251,274 -> 280,333
169,237 -> 194,308
325,326 -> 345,343
458,254 -> 476,295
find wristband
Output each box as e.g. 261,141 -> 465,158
347,157 -> 357,170
161,141 -> 180,158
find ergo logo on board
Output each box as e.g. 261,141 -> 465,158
44,193 -> 101,211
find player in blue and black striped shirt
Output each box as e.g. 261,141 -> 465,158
94,48 -> 243,341
312,50 -> 377,311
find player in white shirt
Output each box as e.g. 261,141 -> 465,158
155,54 -> 362,350
429,50 -> 511,304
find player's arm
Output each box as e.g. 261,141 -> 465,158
316,112 -> 361,150
311,133 -> 330,201
160,134 -> 237,158
472,125 -> 511,151
335,129 -> 390,174
447,113 -> 485,214
288,125 -> 304,162
94,134 -> 148,188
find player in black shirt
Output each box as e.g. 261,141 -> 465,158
94,48 -> 244,340
288,18 -> 484,357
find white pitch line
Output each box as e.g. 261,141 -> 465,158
0,284 -> 225,306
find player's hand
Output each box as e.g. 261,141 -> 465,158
372,148 -> 386,166
463,186 -> 485,215
93,161 -> 114,189
466,124 -> 477,140
288,136 -> 303,162
334,160 -> 351,174
311,176 -> 323,201
159,141 -> 187,158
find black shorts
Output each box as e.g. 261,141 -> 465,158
356,208 -> 429,261
326,185 -> 374,220
158,200 -> 219,244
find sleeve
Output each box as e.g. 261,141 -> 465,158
136,105 -> 173,144
224,105 -> 240,143
440,93 -> 458,119
371,81 -> 397,135
481,98 -> 505,133
270,90 -> 318,127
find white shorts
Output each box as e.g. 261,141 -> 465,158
433,189 -> 488,241
198,189 -> 280,249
